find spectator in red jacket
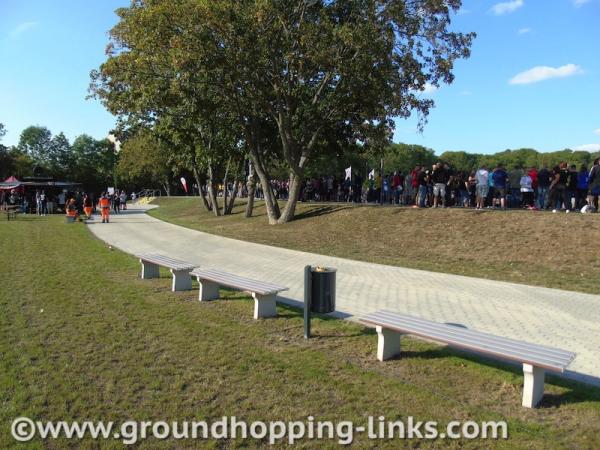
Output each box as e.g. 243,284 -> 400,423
528,166 -> 538,190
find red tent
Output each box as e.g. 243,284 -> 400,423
0,176 -> 23,191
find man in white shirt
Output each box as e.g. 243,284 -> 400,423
475,166 -> 489,210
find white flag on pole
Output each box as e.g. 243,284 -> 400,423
345,166 -> 352,180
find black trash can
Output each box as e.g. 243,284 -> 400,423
310,267 -> 336,313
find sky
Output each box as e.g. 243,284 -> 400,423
0,0 -> 599,155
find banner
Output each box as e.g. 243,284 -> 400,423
368,169 -> 375,179
180,177 -> 188,193
345,166 -> 352,180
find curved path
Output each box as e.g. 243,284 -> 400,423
87,205 -> 600,385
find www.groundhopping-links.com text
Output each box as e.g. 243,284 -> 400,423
11,416 -> 508,444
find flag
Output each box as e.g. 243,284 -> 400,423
180,177 -> 188,193
345,166 -> 352,180
368,169 -> 375,179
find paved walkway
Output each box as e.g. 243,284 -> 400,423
87,205 -> 600,385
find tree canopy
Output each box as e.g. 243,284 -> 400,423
90,0 -> 475,223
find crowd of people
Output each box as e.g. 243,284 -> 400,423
4,159 -> 599,216
233,158 -> 600,213
1,188 -> 134,220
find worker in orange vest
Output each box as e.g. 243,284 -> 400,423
99,192 -> 110,223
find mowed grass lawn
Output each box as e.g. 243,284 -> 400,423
1,217 -> 600,448
149,197 -> 600,295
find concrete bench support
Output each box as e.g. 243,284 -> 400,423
171,269 -> 192,292
522,363 -> 545,408
198,280 -> 220,301
252,293 -> 277,319
376,325 -> 402,361
141,260 -> 160,279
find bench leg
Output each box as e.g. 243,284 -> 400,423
252,293 -> 277,319
522,364 -> 545,408
170,269 -> 192,291
140,260 -> 160,279
198,279 -> 220,301
376,326 -> 401,361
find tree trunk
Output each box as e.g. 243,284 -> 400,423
245,125 -> 280,224
225,180 -> 239,214
192,166 -> 211,212
254,164 -> 280,224
221,158 -> 230,215
207,165 -> 221,217
245,164 -> 256,218
277,171 -> 302,224
162,181 -> 171,196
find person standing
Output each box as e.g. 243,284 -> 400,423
431,162 -> 449,208
99,193 -> 110,223
474,165 -> 489,210
113,192 -> 121,214
83,194 -> 93,219
548,162 -> 569,212
536,164 -> 551,210
567,164 -> 579,211
417,167 -> 428,208
577,165 -> 589,210
392,171 -> 402,205
120,190 -> 127,210
40,190 -> 48,216
492,163 -> 508,210
35,189 -> 42,215
588,159 -> 600,211
58,190 -> 66,213
520,172 -> 534,208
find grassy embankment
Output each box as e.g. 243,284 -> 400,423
149,197 -> 600,295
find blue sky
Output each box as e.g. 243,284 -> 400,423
1,0 -> 599,154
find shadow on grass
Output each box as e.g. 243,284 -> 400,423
293,204 -> 353,221
381,341 -> 600,407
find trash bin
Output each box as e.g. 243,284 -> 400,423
310,266 -> 336,313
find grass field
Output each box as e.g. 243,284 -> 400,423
149,197 -> 600,295
2,215 -> 600,448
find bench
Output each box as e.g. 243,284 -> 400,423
136,253 -> 196,292
190,268 -> 288,319
3,205 -> 20,221
360,310 -> 576,408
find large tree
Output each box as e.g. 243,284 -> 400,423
92,0 -> 474,223
117,130 -> 174,195
70,135 -> 117,192
18,126 -> 53,169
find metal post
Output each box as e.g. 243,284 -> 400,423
380,157 -> 384,205
304,265 -> 312,339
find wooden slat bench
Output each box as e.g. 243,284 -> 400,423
190,268 -> 288,319
360,310 -> 576,408
136,253 -> 196,292
3,205 -> 20,221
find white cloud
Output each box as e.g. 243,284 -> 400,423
409,83 -> 438,95
422,83 -> 438,94
509,64 -> 583,85
574,144 -> 600,152
593,129 -> 600,136
573,0 -> 591,7
518,27 -> 532,35
491,0 -> 524,15
8,21 -> 37,39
